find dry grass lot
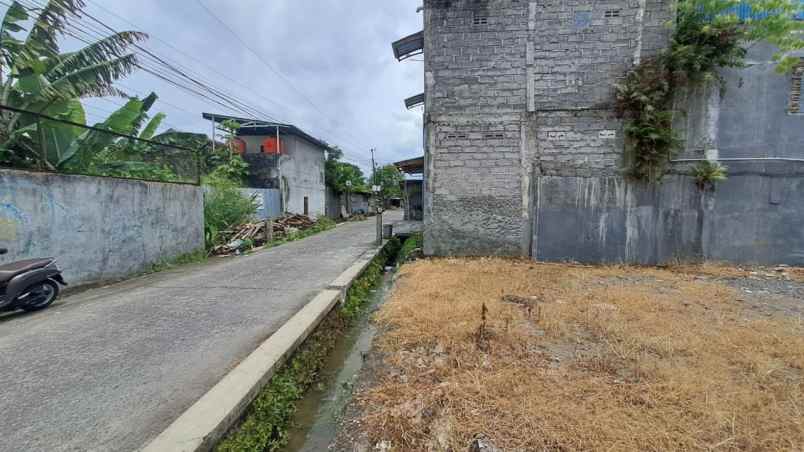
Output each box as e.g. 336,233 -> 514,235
350,259 -> 804,451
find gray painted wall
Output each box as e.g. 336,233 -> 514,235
280,135 -> 326,217
534,161 -> 804,265
240,134 -> 326,217
324,187 -> 371,219
0,169 -> 204,286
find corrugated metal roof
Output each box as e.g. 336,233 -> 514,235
405,93 -> 425,110
392,31 -> 424,61
729,0 -> 803,20
202,113 -> 331,152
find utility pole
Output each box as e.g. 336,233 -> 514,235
370,148 -> 377,186
371,148 -> 383,247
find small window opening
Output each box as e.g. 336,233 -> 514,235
484,133 -> 504,139
473,14 -> 488,25
789,59 -> 803,114
605,9 -> 621,18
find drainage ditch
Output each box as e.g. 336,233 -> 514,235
215,237 -> 408,452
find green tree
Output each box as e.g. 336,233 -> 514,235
374,164 -> 403,199
325,146 -> 367,193
0,0 -> 146,168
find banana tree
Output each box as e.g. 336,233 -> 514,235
61,92 -> 186,181
0,0 -> 147,168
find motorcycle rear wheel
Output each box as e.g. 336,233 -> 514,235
17,280 -> 60,312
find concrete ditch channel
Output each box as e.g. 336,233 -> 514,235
143,239 -> 399,452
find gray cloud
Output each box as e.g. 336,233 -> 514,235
78,0 -> 424,169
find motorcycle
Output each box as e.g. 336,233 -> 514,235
0,248 -> 67,312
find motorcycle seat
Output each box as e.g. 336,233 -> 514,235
0,259 -> 54,284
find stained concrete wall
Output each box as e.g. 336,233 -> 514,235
240,134 -> 326,218
422,0 -> 674,257
421,0 -> 802,265
280,135 -> 326,217
534,161 -> 804,266
0,169 -> 204,286
676,44 -> 804,160
324,188 -> 372,219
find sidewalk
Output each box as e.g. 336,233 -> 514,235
0,213 -> 399,452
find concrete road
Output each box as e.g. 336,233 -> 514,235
0,214 -> 396,452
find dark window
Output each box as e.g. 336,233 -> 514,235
604,9 -> 621,18
473,14 -> 488,25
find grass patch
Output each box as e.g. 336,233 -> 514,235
215,236 -> 404,452
396,232 -> 422,265
355,259 -> 804,450
147,248 -> 208,274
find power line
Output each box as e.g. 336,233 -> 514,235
192,0 -> 375,155
193,0 -> 326,118
4,0 -> 376,167
68,6 -> 373,163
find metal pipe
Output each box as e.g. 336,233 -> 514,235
671,157 -> 804,163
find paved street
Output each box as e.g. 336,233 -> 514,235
0,214 -> 395,452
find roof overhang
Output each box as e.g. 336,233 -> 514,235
405,93 -> 425,110
202,112 -> 332,152
392,31 -> 424,61
395,156 -> 424,175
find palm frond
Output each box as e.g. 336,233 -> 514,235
46,31 -> 148,82
139,112 -> 165,141
23,0 -> 85,60
0,1 -> 29,69
47,54 -> 138,99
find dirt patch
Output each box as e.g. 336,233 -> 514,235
334,259 -> 804,451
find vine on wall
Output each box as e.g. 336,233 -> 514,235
615,0 -> 804,183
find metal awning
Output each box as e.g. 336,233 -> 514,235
395,156 -> 424,175
392,31 -> 424,61
404,93 -> 425,110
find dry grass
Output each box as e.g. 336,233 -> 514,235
354,258 -> 804,451
665,261 -> 804,283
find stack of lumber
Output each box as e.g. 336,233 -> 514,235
212,214 -> 318,255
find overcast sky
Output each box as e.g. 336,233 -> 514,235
7,0 -> 425,171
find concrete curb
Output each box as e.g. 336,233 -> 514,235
327,248 -> 382,296
141,245 -> 385,452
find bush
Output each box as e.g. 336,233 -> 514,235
203,175 -> 258,250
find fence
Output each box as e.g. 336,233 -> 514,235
0,104 -> 200,184
240,188 -> 282,220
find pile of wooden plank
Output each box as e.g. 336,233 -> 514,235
212,214 -> 319,255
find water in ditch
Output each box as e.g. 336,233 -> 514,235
281,268 -> 395,452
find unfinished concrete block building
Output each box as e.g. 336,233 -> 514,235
421,0 -> 673,256
400,0 -> 804,265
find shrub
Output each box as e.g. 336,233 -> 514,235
203,175 -> 258,250
616,0 -> 803,183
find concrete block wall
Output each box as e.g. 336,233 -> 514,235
423,0 -> 674,256
0,169 -> 204,286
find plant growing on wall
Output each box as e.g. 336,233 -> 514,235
692,160 -> 729,190
615,0 -> 804,183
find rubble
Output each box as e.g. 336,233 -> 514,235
212,214 -> 321,255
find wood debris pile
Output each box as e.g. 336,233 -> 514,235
212,214 -> 319,255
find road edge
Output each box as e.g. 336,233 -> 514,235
141,245 -> 385,452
